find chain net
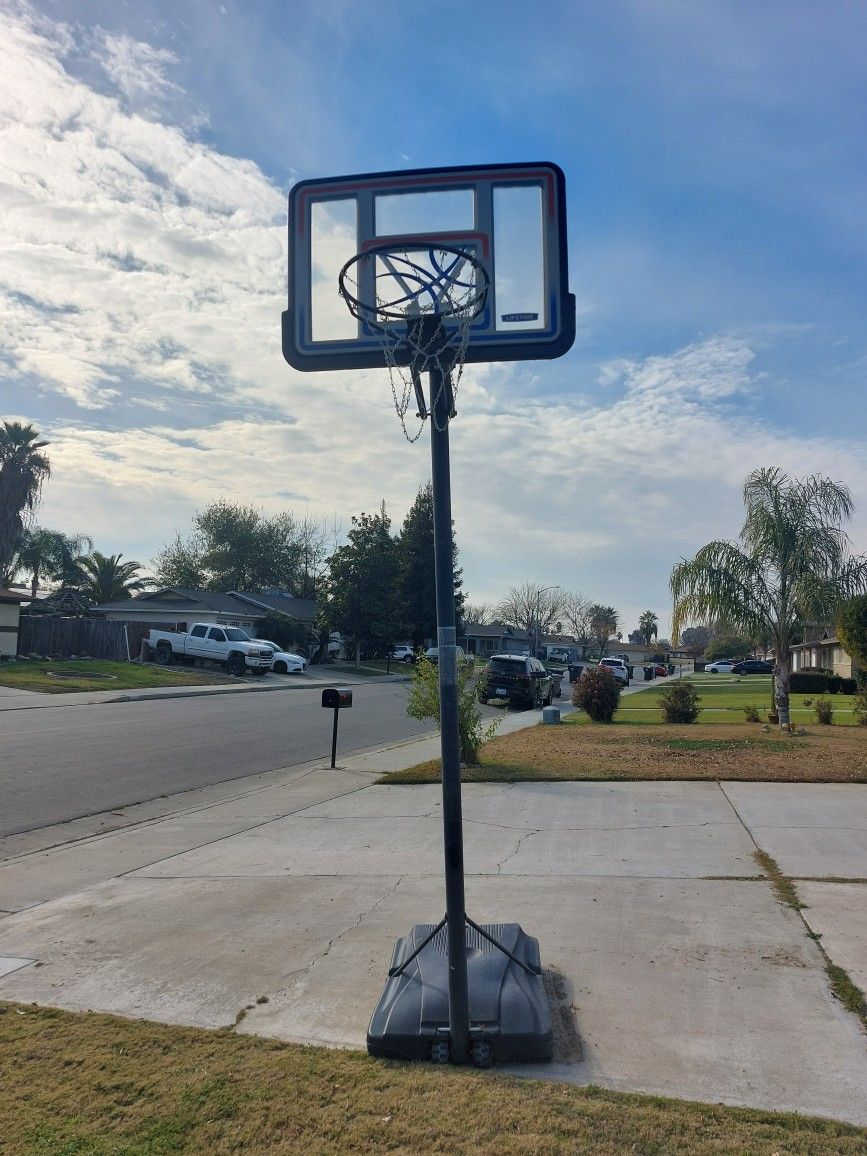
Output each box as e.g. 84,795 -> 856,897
338,244 -> 489,441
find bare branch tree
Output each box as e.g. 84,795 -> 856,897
463,601 -> 493,625
560,590 -> 594,658
495,581 -> 563,654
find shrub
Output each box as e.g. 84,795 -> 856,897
743,704 -> 761,722
814,697 -> 834,725
791,671 -> 836,694
571,666 -> 621,722
854,689 -> 867,726
660,680 -> 701,723
407,656 -> 499,765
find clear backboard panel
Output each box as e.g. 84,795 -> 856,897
282,162 -> 575,371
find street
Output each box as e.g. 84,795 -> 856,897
0,681 -> 441,836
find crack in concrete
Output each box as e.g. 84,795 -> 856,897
247,874 -> 408,1011
496,829 -> 541,874
464,817 -> 734,834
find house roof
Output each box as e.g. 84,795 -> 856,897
463,620 -> 530,641
0,587 -> 28,603
228,591 -> 317,622
95,587 -> 254,615
95,587 -> 318,621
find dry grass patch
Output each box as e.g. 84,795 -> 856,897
2,1002 -> 866,1155
381,722 -> 867,784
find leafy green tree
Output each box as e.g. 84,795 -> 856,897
672,467 -> 867,727
588,604 -> 618,657
152,500 -> 321,593
835,594 -> 867,686
0,422 -> 50,582
627,629 -> 645,645
77,552 -> 150,604
151,532 -> 206,588
703,633 -> 752,662
679,625 -> 712,659
325,503 -> 399,667
396,482 -> 465,647
638,610 -> 659,645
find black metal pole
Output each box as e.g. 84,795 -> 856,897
428,353 -> 470,1064
330,707 -> 339,768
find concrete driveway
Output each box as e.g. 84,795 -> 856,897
0,714 -> 865,1126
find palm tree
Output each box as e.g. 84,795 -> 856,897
588,604 -> 618,657
77,552 -> 151,604
0,422 -> 50,582
12,527 -> 95,597
671,467 -> 867,727
638,610 -> 659,646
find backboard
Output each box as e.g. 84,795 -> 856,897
282,161 -> 575,372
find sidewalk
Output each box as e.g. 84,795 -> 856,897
1,697 -> 865,1125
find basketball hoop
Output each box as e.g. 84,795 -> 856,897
338,242 -> 489,440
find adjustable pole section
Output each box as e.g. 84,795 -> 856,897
428,353 -> 470,1064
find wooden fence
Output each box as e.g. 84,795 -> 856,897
17,617 -> 183,661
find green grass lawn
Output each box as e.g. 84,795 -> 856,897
589,674 -> 861,726
0,659 -> 231,694
2,1002 -> 864,1155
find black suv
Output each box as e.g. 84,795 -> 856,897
478,654 -> 555,709
731,659 -> 774,675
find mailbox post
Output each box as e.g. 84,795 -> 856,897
322,687 -> 352,768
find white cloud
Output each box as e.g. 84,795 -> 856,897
1,5 -> 865,636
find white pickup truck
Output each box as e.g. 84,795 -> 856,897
146,624 -> 274,676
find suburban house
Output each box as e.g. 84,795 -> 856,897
790,624 -> 857,679
96,587 -> 317,634
0,587 -> 28,657
461,621 -> 532,657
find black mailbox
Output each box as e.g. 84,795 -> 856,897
322,687 -> 352,709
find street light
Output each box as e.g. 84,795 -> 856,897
535,585 -> 561,659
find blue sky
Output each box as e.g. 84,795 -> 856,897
1,0 -> 865,635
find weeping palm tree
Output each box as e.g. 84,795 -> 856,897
638,610 -> 659,646
671,467 -> 867,727
0,422 -> 50,583
77,552 -> 150,604
13,526 -> 93,596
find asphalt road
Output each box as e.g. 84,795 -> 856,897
0,682 -> 442,837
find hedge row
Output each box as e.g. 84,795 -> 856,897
790,671 -> 857,695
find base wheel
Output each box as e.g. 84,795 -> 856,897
430,1040 -> 450,1064
471,1041 -> 492,1068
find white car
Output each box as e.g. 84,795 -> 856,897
253,640 -> 308,674
392,645 -> 416,663
598,657 -> 629,683
704,660 -> 736,674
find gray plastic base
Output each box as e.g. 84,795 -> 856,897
367,922 -> 552,1064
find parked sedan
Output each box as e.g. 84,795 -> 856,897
731,659 -> 774,675
253,640 -> 308,674
704,660 -> 736,674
